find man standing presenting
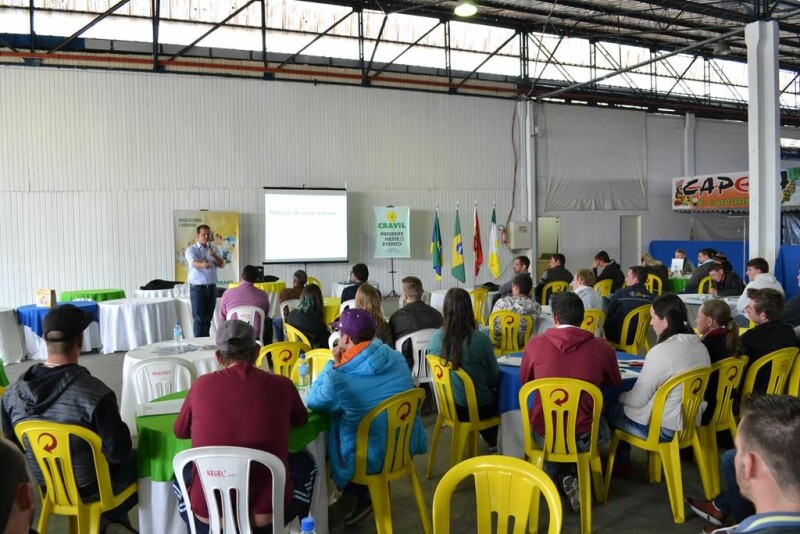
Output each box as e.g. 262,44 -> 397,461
389,276 -> 443,368
499,255 -> 531,297
185,224 -> 223,337
519,292 -> 621,512
307,309 -> 426,526
604,266 -> 653,346
708,264 -> 745,297
1,305 -> 137,532
534,253 -> 574,303
218,265 -> 272,344
593,251 -> 625,293
737,258 -> 784,314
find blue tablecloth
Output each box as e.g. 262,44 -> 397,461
648,240 -> 748,279
498,350 -> 639,414
16,301 -> 100,336
775,245 -> 800,299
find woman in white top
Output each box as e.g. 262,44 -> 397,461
571,268 -> 604,311
608,293 -> 711,469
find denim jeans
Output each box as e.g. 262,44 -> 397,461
190,284 -> 217,337
273,317 -> 285,342
607,402 -> 674,465
532,417 -> 611,479
714,448 -> 754,522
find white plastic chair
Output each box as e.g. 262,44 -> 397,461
395,329 -> 437,385
328,331 -> 340,350
129,357 -> 197,405
339,299 -> 356,314
226,306 -> 267,343
280,299 -> 301,322
173,446 -> 286,534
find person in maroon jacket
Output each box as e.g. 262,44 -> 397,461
519,292 -> 622,513
174,320 -> 314,534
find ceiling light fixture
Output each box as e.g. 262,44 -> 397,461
713,41 -> 732,56
454,0 -> 478,17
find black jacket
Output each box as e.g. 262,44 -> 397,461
595,261 -> 625,294
700,331 -> 732,425
534,266 -> 574,301
684,261 -> 715,293
740,321 -> 799,394
287,309 -> 331,349
604,284 -> 654,345
389,301 -> 444,368
712,271 -> 745,297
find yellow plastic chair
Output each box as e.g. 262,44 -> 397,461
698,276 -> 712,294
541,281 -> 569,305
696,356 -> 748,496
289,348 -> 334,383
425,355 -> 501,478
285,323 -> 313,347
604,367 -> 713,523
0,385 -> 6,397
307,276 -> 322,289
432,455 -> 562,534
593,279 -> 613,298
645,273 -> 663,296
788,351 -> 800,396
519,378 -> 605,534
468,288 -> 489,327
256,341 -> 311,377
14,420 -> 138,534
351,388 -> 431,534
580,309 -> 606,336
738,347 -> 798,413
488,310 -> 533,356
607,304 -> 651,355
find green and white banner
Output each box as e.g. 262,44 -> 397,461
374,206 -> 411,258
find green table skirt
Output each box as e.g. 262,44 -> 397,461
668,277 -> 689,293
60,289 -> 126,302
136,392 -> 330,482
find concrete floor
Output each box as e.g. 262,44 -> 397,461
5,353 -> 719,534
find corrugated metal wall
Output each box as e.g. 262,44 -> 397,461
0,66 -> 519,306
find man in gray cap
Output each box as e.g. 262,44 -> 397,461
307,308 -> 426,527
1,304 -> 137,532
174,320 -> 314,534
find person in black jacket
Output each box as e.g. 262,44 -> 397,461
340,263 -> 368,303
709,264 -> 745,297
389,276 -> 443,368
534,253 -> 573,302
683,248 -> 717,293
604,266 -> 654,346
696,300 -> 744,425
741,288 -> 799,395
287,284 -> 331,348
593,250 -> 625,293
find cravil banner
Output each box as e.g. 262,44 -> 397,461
374,207 -> 411,258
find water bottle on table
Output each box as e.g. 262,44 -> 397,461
173,321 -> 184,353
296,354 -> 310,390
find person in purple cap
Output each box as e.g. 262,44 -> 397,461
1,304 -> 138,533
307,308 -> 426,527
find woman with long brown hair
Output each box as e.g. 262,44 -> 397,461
354,283 -> 392,346
426,288 -> 500,451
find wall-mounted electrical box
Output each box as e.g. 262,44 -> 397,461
508,220 -> 532,250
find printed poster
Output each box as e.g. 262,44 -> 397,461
373,207 -> 411,258
174,210 -> 240,285
672,167 -> 800,211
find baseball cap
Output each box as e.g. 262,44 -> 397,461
216,319 -> 258,352
43,304 -> 93,342
339,308 -> 376,339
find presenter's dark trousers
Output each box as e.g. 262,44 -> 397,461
190,284 -> 216,337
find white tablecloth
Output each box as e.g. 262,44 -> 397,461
175,298 -> 222,338
21,322 -> 101,361
119,337 -> 219,435
98,298 -> 178,355
678,294 -> 745,327
0,308 -> 26,365
137,431 -> 329,534
134,285 -> 189,299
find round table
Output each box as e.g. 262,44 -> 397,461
323,297 -> 340,325
497,350 -> 641,458
668,277 -> 690,293
16,301 -> 101,360
136,390 -> 330,534
134,285 -> 189,299
98,298 -> 178,354
119,337 -> 219,434
0,307 -> 25,366
60,288 -> 126,302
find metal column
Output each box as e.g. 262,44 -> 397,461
746,20 -> 781,263
683,112 -> 695,176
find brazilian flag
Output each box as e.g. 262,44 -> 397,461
452,209 -> 466,283
431,209 -> 443,281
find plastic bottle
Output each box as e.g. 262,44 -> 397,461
297,355 -> 311,390
300,516 -> 316,534
173,321 -> 184,353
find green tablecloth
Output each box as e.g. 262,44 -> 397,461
60,288 -> 126,302
135,391 -> 330,482
668,277 -> 689,293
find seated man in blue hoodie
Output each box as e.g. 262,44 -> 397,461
307,308 -> 426,527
